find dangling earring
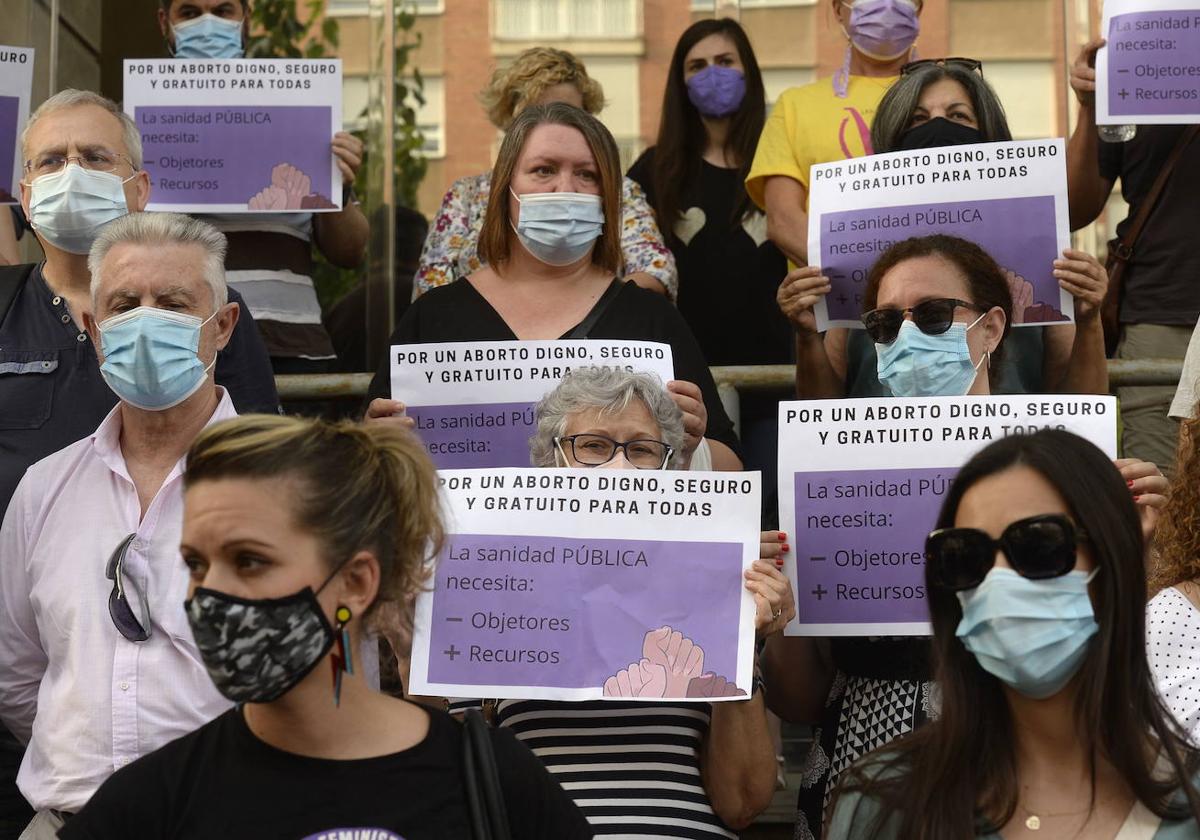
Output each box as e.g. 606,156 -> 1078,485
833,44 -> 852,98
331,605 -> 354,707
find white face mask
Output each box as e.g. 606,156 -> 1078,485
28,164 -> 133,254
510,189 -> 605,266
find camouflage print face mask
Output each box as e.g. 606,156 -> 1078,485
185,585 -> 336,704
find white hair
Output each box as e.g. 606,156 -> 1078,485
529,367 -> 686,469
88,213 -> 228,311
21,89 -> 144,169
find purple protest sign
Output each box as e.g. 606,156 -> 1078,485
0,96 -> 17,202
1106,10 -> 1200,117
408,402 -> 537,469
792,466 -> 957,625
425,534 -> 743,695
819,196 -> 1063,324
134,105 -> 334,208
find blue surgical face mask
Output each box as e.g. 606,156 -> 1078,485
510,189 -> 605,267
956,567 -> 1099,699
28,165 -> 132,255
172,13 -> 245,59
876,313 -> 988,398
99,306 -> 218,411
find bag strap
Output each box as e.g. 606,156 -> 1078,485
0,263 -> 36,327
1110,124 -> 1200,265
462,708 -> 512,840
565,279 -> 623,340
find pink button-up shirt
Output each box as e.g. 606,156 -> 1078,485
0,389 -> 237,812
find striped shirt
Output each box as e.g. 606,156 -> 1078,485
452,698 -> 735,838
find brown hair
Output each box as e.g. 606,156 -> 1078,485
863,234 -> 1013,374
1152,414 -> 1200,592
477,102 -> 624,276
183,415 -> 444,630
479,47 -> 605,131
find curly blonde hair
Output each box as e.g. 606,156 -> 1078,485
479,47 -> 605,130
1152,416 -> 1200,593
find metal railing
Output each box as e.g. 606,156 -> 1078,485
275,359 -> 1186,403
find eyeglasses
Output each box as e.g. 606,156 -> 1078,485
862,298 -> 984,345
22,151 -> 136,180
556,434 -> 673,470
901,57 -> 984,77
925,514 -> 1089,592
106,533 -> 152,642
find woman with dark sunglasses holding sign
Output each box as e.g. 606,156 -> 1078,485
826,429 -> 1200,839
63,415 -> 591,839
778,59 -> 1110,401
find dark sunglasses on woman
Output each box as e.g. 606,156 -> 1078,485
901,57 -> 984,76
861,298 -> 985,345
924,513 -> 1089,592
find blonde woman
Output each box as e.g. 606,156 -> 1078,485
414,47 -> 676,299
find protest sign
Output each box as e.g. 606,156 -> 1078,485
806,139 -> 1072,331
778,395 -> 1118,636
1097,0 -> 1200,125
410,468 -> 760,701
390,340 -> 675,469
123,58 -> 342,213
0,47 -> 34,206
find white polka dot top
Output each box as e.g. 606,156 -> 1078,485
1147,586 -> 1200,745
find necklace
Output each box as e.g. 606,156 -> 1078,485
1018,801 -> 1092,831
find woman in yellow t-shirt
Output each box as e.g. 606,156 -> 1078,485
745,0 -> 923,266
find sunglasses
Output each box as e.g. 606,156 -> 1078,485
106,533 -> 152,642
901,57 -> 984,77
925,514 -> 1089,592
861,298 -> 984,345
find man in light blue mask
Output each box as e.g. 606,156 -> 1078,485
158,0 -> 249,60
0,213 -> 241,839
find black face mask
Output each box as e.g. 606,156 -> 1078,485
897,117 -> 983,150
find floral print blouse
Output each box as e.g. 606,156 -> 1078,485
413,171 -> 678,300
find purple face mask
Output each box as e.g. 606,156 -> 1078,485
685,65 -> 746,118
844,0 -> 920,61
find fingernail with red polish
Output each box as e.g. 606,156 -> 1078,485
778,532 -> 787,541
782,544 -> 790,553
1127,480 -> 1135,487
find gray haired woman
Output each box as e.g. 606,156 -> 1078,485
459,365 -> 795,837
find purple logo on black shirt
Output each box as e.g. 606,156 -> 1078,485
301,830 -> 404,840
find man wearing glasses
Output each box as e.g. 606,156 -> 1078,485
0,212 -> 239,839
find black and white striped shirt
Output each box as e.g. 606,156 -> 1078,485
491,699 -> 736,839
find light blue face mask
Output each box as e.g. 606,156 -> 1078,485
28,165 -> 132,255
510,189 -> 605,267
172,13 -> 245,59
876,313 -> 988,398
956,567 -> 1100,699
99,306 -> 218,411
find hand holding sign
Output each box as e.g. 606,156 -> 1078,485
1069,37 -> 1107,108
1054,249 -> 1108,323
777,267 -> 832,335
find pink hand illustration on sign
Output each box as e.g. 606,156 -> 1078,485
603,626 -> 741,699
247,162 -> 335,210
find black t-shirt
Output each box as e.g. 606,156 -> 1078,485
627,148 -> 792,367
1098,126 -> 1200,326
365,278 -> 741,455
0,264 -> 280,518
62,705 -> 592,840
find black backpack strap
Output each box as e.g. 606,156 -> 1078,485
0,263 -> 35,327
565,279 -> 623,340
462,708 -> 512,840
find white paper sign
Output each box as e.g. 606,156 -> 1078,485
390,340 -> 675,469
806,139 -> 1073,331
410,468 -> 760,702
777,395 -> 1118,636
123,58 -> 342,213
0,46 -> 34,205
1097,0 -> 1200,125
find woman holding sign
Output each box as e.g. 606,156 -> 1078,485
779,62 -> 1110,401
446,366 -> 792,836
827,429 -> 1200,838
365,104 -> 742,470
62,415 -> 592,839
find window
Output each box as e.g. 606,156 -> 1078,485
416,75 -> 445,158
494,0 -> 640,40
326,0 -> 443,17
761,67 -> 815,106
